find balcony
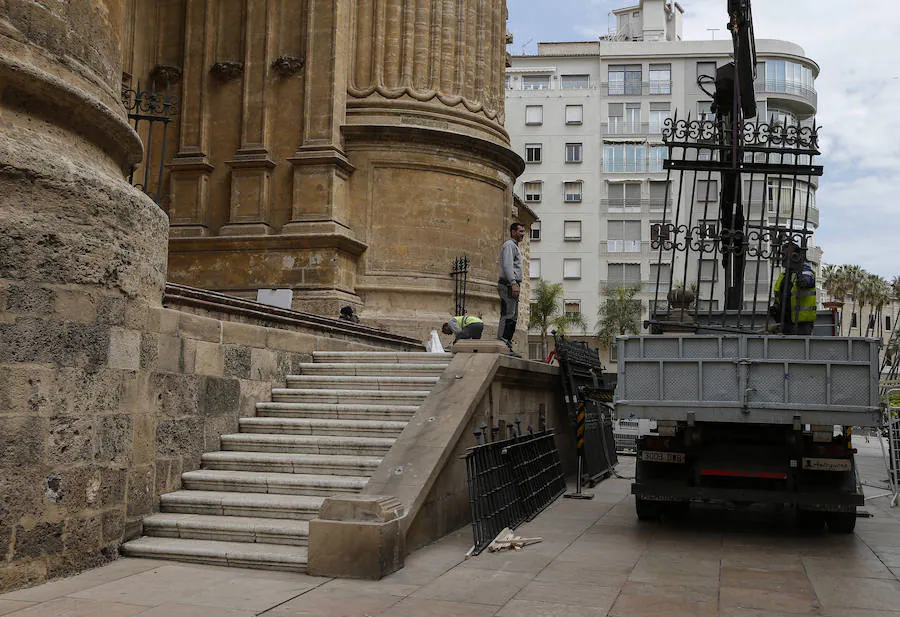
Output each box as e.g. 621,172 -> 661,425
601,81 -> 672,96
602,159 -> 666,174
754,79 -> 817,114
601,199 -> 672,213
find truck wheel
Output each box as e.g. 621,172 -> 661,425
665,501 -> 690,522
636,497 -> 662,522
827,511 -> 856,534
796,508 -> 825,532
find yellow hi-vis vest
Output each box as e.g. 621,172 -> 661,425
454,315 -> 483,328
773,273 -> 817,323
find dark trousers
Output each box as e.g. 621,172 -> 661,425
497,282 -> 519,343
456,322 -> 484,341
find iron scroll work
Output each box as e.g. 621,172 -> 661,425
648,113 -> 824,334
121,84 -> 179,206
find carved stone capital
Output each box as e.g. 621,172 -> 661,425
210,61 -> 244,81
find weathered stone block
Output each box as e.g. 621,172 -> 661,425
71,369 -> 125,416
0,416 -> 46,467
94,415 -> 133,464
156,335 -> 183,373
155,459 -> 171,495
148,373 -> 201,417
46,416 -> 94,465
265,328 -> 316,354
0,561 -> 46,592
222,321 -> 266,347
193,341 -> 224,376
250,347 -> 279,381
107,327 -> 141,371
96,296 -> 125,325
178,312 -> 221,343
14,522 -> 64,559
131,414 -> 156,466
101,509 -> 125,544
64,515 -> 101,555
66,322 -> 111,371
98,467 -> 126,509
0,365 -> 67,415
201,376 -> 241,416
140,332 -> 159,370
0,525 -> 10,561
126,465 -> 155,518
5,283 -> 54,314
54,289 -> 97,323
0,317 -> 69,365
224,345 -> 251,379
238,379 -> 271,416
156,417 -> 203,458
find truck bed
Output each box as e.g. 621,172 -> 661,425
615,335 -> 881,426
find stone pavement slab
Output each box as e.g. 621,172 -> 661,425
3,441 -> 900,616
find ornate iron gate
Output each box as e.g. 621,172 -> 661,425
451,256 -> 470,316
121,83 -> 178,205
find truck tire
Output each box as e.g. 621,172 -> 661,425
827,511 -> 856,534
796,508 -> 825,532
636,497 -> 662,522
664,501 -> 690,522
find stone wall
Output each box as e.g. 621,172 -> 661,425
0,293 -> 419,592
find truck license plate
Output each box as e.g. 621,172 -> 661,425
802,457 -> 851,472
639,451 -> 685,464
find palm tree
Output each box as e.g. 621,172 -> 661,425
596,286 -> 643,350
859,274 -> 889,337
528,279 -> 588,358
842,265 -> 866,334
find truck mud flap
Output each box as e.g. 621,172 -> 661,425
632,482 -> 864,507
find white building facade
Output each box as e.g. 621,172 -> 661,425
505,1 -> 821,362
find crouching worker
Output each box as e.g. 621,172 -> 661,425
441,315 -> 484,343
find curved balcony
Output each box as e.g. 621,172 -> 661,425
755,79 -> 817,116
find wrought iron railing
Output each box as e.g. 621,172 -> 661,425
121,84 -> 178,205
450,256 -> 470,316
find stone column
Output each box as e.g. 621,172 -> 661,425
0,0 -> 168,589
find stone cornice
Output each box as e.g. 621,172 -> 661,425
169,230 -> 368,257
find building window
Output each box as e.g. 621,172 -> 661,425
561,74 -> 590,89
608,103 -> 624,134
698,100 -> 715,122
609,64 -> 641,95
522,75 -> 550,90
564,220 -> 582,241
764,60 -> 814,96
608,220 -> 641,253
608,182 -> 641,210
564,299 -> 582,318
650,222 -> 670,243
528,341 -> 544,361
649,263 -> 672,288
649,102 -> 670,133
648,64 -> 671,94
530,257 -> 541,278
699,259 -> 718,282
603,144 -> 645,173
887,315 -> 892,331
565,105 -> 583,125
563,258 -> 582,280
649,181 -> 669,211
530,221 -> 541,241
649,145 -> 667,172
525,143 -> 542,164
624,103 -> 641,133
608,263 -> 641,288
609,343 -> 618,362
564,181 -> 583,202
697,61 -> 717,84
504,75 -> 512,89
524,181 -> 542,202
697,179 -> 718,202
525,105 -> 543,125
565,143 -> 583,163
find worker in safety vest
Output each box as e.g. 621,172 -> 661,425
441,315 -> 484,342
769,241 -> 817,335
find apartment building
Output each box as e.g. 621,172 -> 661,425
505,1 -> 822,362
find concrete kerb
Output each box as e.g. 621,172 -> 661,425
306,351 -> 565,579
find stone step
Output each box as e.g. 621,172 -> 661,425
141,513 -> 310,546
202,451 -> 382,476
182,469 -> 368,495
121,537 -> 307,572
313,351 -> 451,364
294,362 -> 449,377
239,417 -> 407,437
284,375 -> 440,391
160,490 -> 324,520
220,433 -> 395,456
271,388 -> 430,406
255,402 -> 418,421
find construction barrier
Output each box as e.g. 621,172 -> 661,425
464,430 -> 566,555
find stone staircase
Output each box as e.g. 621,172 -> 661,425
122,351 -> 450,571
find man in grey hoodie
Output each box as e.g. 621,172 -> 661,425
498,222 -> 525,354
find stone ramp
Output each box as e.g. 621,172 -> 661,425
122,351 -> 451,571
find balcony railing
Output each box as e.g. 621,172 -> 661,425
607,240 -> 642,253
601,80 -> 672,96
601,198 -> 672,212
754,79 -> 817,107
505,80 -> 601,91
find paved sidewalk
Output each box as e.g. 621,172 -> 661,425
2,440 -> 900,616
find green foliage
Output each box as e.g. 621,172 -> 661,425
528,279 -> 588,353
596,286 -> 643,348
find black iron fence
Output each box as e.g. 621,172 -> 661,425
464,430 -> 565,555
121,84 -> 178,205
451,256 -> 470,316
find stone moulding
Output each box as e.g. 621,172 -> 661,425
0,53 -> 143,174
271,55 -> 304,78
210,61 -> 244,81
347,83 -> 504,124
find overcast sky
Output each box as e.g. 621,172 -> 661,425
507,0 -> 900,279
